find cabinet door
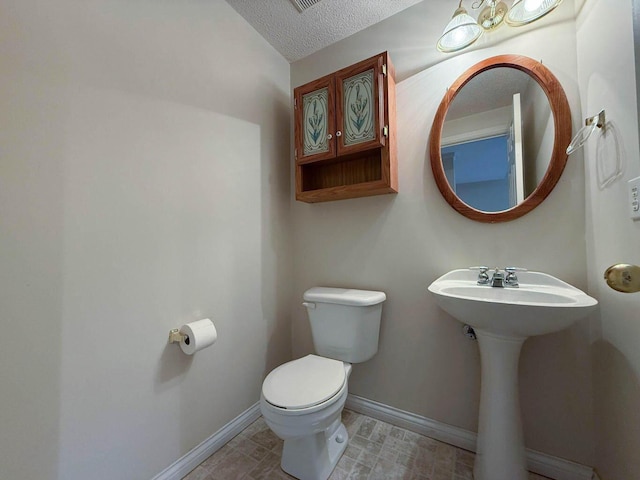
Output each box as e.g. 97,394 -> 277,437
294,75 -> 336,164
335,53 -> 386,157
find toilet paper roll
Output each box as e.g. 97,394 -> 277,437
179,319 -> 217,355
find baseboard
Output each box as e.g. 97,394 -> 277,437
345,393 -> 477,452
346,394 -> 593,480
527,449 -> 594,480
151,402 -> 261,480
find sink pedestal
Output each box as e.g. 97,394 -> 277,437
474,330 -> 528,480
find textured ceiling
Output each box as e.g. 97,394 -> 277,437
224,0 -> 426,63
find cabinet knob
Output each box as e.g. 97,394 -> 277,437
327,133 -> 333,140
336,130 -> 342,137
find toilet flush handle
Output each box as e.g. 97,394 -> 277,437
302,302 -> 316,309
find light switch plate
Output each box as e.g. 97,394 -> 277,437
628,176 -> 640,221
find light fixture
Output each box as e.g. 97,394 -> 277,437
478,1 -> 508,30
437,0 -> 563,53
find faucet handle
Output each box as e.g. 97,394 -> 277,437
469,266 -> 490,285
504,267 -> 527,287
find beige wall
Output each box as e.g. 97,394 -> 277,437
291,0 -> 596,466
0,1 -> 291,479
577,0 -> 640,478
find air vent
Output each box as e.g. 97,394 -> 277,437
290,0 -> 322,12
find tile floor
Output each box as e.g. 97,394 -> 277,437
183,410 -> 551,480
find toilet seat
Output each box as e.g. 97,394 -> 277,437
262,354 -> 346,410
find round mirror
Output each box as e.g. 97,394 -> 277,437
429,55 -> 571,223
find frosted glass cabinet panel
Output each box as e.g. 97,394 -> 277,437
341,69 -> 375,147
302,87 -> 330,156
294,52 -> 396,203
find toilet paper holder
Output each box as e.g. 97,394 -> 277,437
168,329 -> 189,344
168,319 -> 217,355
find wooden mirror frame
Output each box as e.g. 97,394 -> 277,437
429,55 -> 572,223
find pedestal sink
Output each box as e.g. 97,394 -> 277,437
428,268 -> 597,480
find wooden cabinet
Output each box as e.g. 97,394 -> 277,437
294,52 -> 397,203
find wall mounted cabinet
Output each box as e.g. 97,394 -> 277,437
294,52 -> 397,203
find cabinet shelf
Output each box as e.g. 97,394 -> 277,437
294,52 -> 397,203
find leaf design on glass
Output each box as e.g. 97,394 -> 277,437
307,99 -> 324,144
349,84 -> 368,132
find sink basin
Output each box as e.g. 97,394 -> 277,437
428,268 -> 598,337
428,268 -> 597,480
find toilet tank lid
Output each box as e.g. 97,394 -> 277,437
303,287 -> 386,306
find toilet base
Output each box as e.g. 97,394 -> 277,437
280,420 -> 348,480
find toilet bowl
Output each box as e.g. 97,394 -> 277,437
259,287 -> 386,480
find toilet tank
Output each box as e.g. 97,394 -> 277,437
303,287 -> 386,363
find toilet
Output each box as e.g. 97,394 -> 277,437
260,287 -> 386,480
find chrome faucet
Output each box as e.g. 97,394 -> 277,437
470,266 -> 526,288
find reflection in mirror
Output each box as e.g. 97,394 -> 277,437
429,55 -> 572,223
441,68 -> 553,212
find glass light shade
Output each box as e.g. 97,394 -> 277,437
437,7 -> 483,53
506,0 -> 563,26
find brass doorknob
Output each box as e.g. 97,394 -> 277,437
604,264 -> 640,293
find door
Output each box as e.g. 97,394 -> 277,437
507,92 -> 525,207
335,53 -> 387,157
294,74 -> 336,164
